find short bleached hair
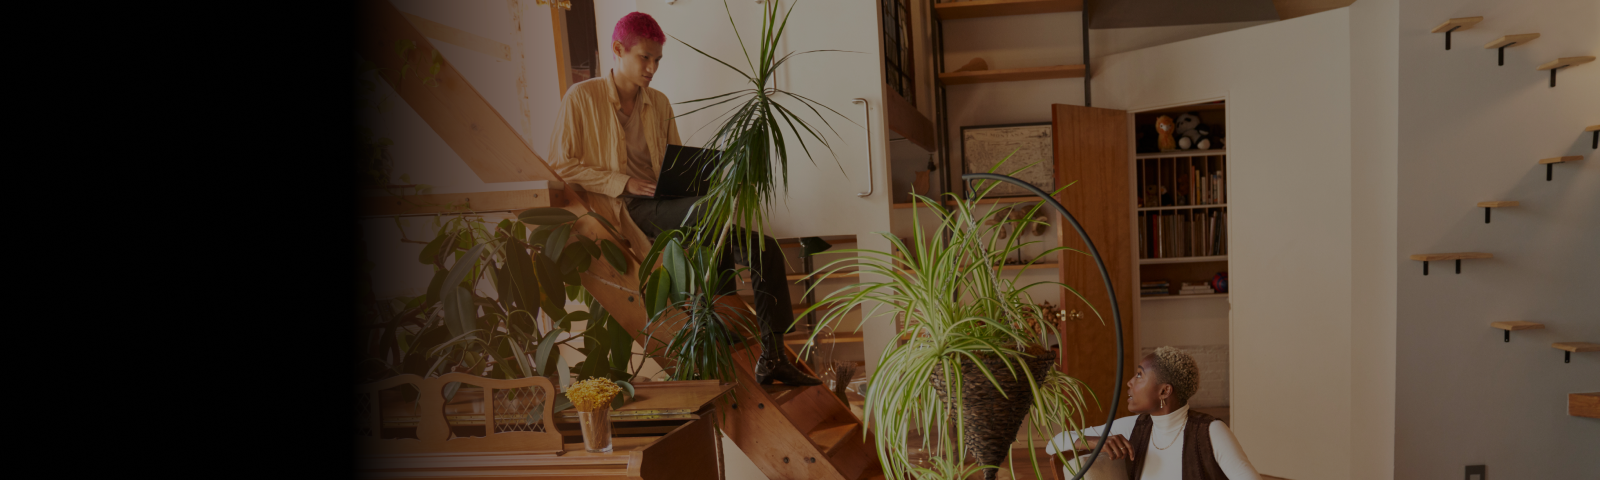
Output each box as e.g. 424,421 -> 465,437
1152,346 -> 1200,403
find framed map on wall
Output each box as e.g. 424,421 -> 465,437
960,122 -> 1054,198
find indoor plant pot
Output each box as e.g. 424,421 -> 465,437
929,350 -> 1057,480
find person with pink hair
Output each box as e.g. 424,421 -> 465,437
548,12 -> 820,386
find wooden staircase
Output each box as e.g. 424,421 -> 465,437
357,2 -> 887,477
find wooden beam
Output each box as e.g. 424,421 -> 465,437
549,2 -> 572,95
361,184 -> 565,216
401,12 -> 512,62
359,0 -> 564,186
884,87 -> 936,152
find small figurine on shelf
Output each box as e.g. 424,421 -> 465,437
1211,272 -> 1229,293
1156,115 -> 1177,152
1175,113 -> 1214,151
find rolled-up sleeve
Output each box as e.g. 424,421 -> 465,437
549,89 -> 631,197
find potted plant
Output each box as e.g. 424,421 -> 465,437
802,180 -> 1099,480
357,208 -> 642,413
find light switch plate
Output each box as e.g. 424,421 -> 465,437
1465,464 -> 1486,480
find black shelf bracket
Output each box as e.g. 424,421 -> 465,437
1591,130 -> 1597,149
1422,261 -> 1428,275
1503,330 -> 1511,342
1566,351 -> 1572,363
1484,207 -> 1492,224
1497,43 -> 1518,65
1547,163 -> 1554,181
1549,65 -> 1564,87
1445,26 -> 1459,50
1456,259 -> 1462,274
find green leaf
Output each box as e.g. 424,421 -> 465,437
556,356 -> 572,389
544,224 -> 571,261
600,239 -> 629,272
425,269 -> 448,306
529,224 -> 556,245
535,329 -> 563,376
441,286 -> 475,338
419,229 -> 448,264
558,243 -> 589,274
518,207 -> 579,225
663,239 -> 689,299
608,317 -> 632,371
534,252 -> 565,306
563,269 -> 583,287
506,241 -> 542,316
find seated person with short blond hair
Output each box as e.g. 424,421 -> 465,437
1047,347 -> 1260,480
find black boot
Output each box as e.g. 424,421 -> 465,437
756,342 -> 823,386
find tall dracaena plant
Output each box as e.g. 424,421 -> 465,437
799,170 -> 1103,479
673,0 -> 855,255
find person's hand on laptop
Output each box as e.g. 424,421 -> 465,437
625,177 -> 657,196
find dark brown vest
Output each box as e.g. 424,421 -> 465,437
1126,409 -> 1228,480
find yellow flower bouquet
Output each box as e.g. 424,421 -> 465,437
567,378 -> 623,453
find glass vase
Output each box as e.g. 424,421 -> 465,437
577,408 -> 613,453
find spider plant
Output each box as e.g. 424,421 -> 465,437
672,0 -> 856,254
799,176 -> 1102,479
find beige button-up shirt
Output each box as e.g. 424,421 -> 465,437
548,71 -> 681,249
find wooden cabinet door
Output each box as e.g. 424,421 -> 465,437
1051,104 -> 1137,423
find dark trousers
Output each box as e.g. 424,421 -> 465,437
626,196 -> 796,347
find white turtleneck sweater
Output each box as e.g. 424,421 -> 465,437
1044,405 -> 1261,480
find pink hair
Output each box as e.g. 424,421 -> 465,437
612,12 -> 665,50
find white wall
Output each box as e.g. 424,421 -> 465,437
1348,0 -> 1399,478
1394,0 -> 1600,479
1096,10 -> 1355,480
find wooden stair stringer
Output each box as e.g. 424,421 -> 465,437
716,341 -> 880,480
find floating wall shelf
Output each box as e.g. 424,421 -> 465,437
1572,392 -> 1600,419
933,0 -> 1082,20
1430,17 -> 1483,50
1484,34 -> 1539,66
1536,56 -> 1594,87
1552,342 -> 1599,363
1476,201 -> 1518,223
1539,155 -> 1583,181
1586,125 -> 1599,150
1490,321 -> 1543,342
938,64 -> 1086,85
1409,252 -> 1491,275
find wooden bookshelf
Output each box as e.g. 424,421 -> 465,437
934,0 -> 1082,20
938,64 -> 1085,85
1141,293 -> 1228,302
1139,203 -> 1227,212
1571,392 -> 1600,419
1136,149 -> 1226,159
1140,255 -> 1228,265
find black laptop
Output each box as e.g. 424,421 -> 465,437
645,145 -> 721,199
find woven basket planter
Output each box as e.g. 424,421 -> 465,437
928,351 -> 1056,480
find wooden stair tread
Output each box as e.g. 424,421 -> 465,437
1484,34 -> 1539,49
1538,155 -> 1583,164
808,420 -> 862,457
761,384 -> 812,407
1430,17 -> 1483,33
1570,392 -> 1600,419
934,0 -> 1082,20
1491,321 -> 1544,331
1477,201 -> 1519,208
1537,56 -> 1595,70
1408,252 -> 1492,261
1552,342 -> 1600,353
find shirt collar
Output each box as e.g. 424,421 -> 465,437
605,69 -> 651,113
